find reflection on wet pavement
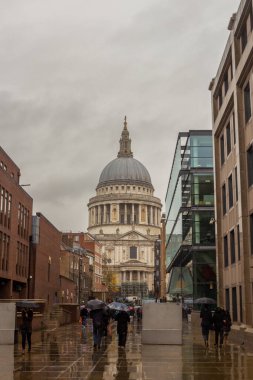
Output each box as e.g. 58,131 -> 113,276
0,319 -> 251,379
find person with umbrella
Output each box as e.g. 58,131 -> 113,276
87,298 -> 106,350
212,306 -> 226,348
114,306 -> 130,348
20,308 -> 33,354
200,304 -> 213,348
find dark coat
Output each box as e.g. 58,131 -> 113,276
20,309 -> 33,333
200,308 -> 213,329
115,311 -> 130,334
90,309 -> 104,328
80,307 -> 88,318
212,307 -> 225,331
223,311 -> 232,332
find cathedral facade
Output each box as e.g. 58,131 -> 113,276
87,118 -> 162,298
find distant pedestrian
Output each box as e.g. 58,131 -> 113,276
80,304 -> 88,328
102,307 -> 111,337
114,309 -> 130,347
20,308 -> 33,354
223,310 -> 232,345
89,308 -> 105,349
212,307 -> 225,348
200,305 -> 213,347
136,307 -> 142,321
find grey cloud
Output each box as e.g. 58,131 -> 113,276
0,0 -> 239,230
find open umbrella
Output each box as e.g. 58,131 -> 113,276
194,297 -> 216,304
16,301 -> 40,309
87,299 -> 106,310
108,302 -> 129,312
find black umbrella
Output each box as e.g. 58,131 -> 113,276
87,299 -> 106,310
108,302 -> 129,312
16,301 -> 40,309
194,297 -> 216,304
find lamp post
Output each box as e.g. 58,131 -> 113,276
154,239 -> 161,300
78,255 -> 83,305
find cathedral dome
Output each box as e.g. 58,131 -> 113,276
98,156 -> 153,188
97,117 -> 153,190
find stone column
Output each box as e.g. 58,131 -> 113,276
98,206 -> 101,225
130,271 -> 132,282
103,205 -> 106,224
132,204 -> 135,223
150,206 -> 153,225
138,271 -> 141,282
124,204 -> 127,224
107,204 -> 111,224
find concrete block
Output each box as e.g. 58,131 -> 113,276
142,303 -> 182,345
0,303 -> 16,345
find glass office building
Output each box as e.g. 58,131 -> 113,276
165,131 -> 216,305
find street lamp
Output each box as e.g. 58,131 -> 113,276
78,255 -> 83,305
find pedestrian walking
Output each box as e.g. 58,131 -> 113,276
102,307 -> 111,337
212,307 -> 225,348
136,307 -> 142,321
20,308 -> 33,354
200,305 -> 213,347
89,308 -> 105,349
80,304 -> 88,328
223,309 -> 232,345
114,309 -> 130,348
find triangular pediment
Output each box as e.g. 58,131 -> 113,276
119,230 -> 150,241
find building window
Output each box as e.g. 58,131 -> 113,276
233,112 -> 236,144
220,135 -> 225,165
226,122 -> 231,156
235,167 -> 238,201
232,287 -> 238,322
250,213 -> 253,255
225,288 -> 230,312
247,144 -> 253,187
224,235 -> 228,267
239,285 -> 243,323
237,225 -> 241,260
222,184 -> 226,215
230,229 -> 235,264
228,174 -> 233,209
241,23 -> 248,52
130,246 -> 137,260
224,72 -> 228,94
244,82 -> 251,123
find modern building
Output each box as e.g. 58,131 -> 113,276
165,131 -> 216,304
209,0 -> 253,329
0,146 -> 33,299
87,118 -> 162,299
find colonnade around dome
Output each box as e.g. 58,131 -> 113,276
88,202 -> 161,227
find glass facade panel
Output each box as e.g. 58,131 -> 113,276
192,174 -> 214,206
165,131 -> 216,306
190,135 -> 213,168
192,211 -> 215,245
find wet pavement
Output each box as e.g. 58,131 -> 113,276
1,319 -> 253,379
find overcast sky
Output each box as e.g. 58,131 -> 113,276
0,0 -> 239,231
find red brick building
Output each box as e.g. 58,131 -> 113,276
0,147 -> 33,299
29,213 -> 61,309
62,232 -> 107,300
60,242 -> 92,304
